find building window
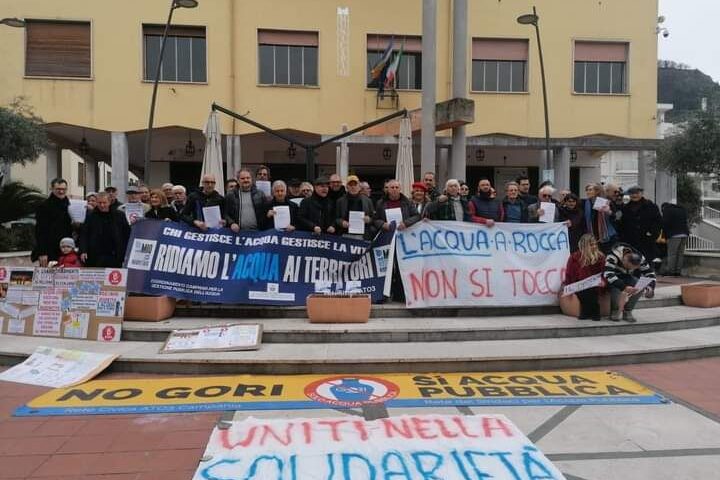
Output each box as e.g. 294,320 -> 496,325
143,25 -> 207,83
574,41 -> 628,94
258,30 -> 319,86
471,39 -> 528,93
25,20 -> 91,78
366,35 -> 422,90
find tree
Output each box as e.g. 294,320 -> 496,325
676,174 -> 703,226
0,97 -> 48,181
657,111 -> 720,175
0,181 -> 46,224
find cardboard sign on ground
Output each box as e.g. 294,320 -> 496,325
160,324 -> 262,353
0,267 -> 126,342
0,346 -> 117,388
192,414 -> 567,480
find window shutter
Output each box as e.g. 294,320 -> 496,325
575,42 -> 628,62
25,20 -> 91,78
258,29 -> 319,47
472,39 -> 529,61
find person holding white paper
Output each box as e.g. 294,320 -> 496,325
603,243 -> 656,323
180,174 -> 226,231
564,235 -> 606,321
528,186 -> 561,223
225,170 -> 265,232
335,175 -> 375,240
264,180 -> 297,231
581,183 -> 618,253
373,179 -> 421,232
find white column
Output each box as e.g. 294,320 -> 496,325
450,0 -> 468,182
555,147 -> 571,191
421,0 -> 437,175
437,147 -> 450,187
637,150 -> 657,201
111,132 -> 129,203
45,145 -> 60,185
226,135 -> 242,179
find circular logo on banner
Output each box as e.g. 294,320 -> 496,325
101,325 -> 117,341
304,375 -> 399,407
107,270 -> 123,286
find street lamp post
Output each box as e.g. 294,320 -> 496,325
517,6 -> 552,176
143,0 -> 198,184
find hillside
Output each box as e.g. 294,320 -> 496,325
658,61 -> 720,122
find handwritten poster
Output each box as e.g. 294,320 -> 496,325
192,415 -> 566,480
0,267 -> 126,342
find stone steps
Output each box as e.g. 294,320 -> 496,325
2,313 -> 720,374
122,305 -> 720,343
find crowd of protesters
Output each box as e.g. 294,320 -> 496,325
33,168 -> 690,317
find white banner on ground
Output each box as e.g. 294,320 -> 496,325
396,221 -> 570,308
562,273 -> 603,297
0,346 -> 117,388
192,414 -> 566,480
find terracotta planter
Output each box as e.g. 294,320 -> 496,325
681,283 -> 720,308
559,291 -> 611,317
306,294 -> 371,323
124,295 -> 176,322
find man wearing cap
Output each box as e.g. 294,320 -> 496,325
287,178 -> 304,200
603,243 -> 656,322
618,185 -> 662,268
335,175 -> 375,240
410,181 -> 429,216
468,178 -> 502,226
181,174 -> 226,231
104,186 -> 123,211
297,177 -> 337,235
118,185 -> 151,224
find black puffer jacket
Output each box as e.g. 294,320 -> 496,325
297,193 -> 337,233
79,209 -> 131,268
180,190 -> 226,227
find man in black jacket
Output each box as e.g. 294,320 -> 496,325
225,169 -> 266,231
335,175 -> 376,240
180,174 -> 226,230
619,186 -> 663,268
33,178 -> 74,266
662,202 -> 690,276
297,177 -> 337,235
79,193 -> 131,268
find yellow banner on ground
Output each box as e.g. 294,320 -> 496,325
17,371 -> 663,417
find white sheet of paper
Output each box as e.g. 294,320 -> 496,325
539,202 -> 556,223
562,273 -> 603,297
0,346 -> 117,388
348,211 -> 365,234
256,181 -> 271,197
124,202 -> 145,224
273,206 -> 291,230
593,196 -> 609,211
634,276 -> 655,292
68,200 -> 87,223
290,197 -> 303,206
202,205 -> 222,229
385,207 -> 403,226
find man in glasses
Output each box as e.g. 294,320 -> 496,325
528,185 -> 562,223
32,178 -> 74,267
328,173 -> 346,205
180,174 -> 225,231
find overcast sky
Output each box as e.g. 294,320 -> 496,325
658,0 -> 720,82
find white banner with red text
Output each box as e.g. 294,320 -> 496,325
396,221 -> 570,308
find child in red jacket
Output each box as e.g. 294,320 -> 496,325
56,237 -> 83,267
565,234 -> 605,321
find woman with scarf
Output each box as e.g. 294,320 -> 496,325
581,183 -> 617,253
559,193 -> 585,252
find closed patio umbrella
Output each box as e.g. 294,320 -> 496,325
200,111 -> 225,196
395,116 -> 414,197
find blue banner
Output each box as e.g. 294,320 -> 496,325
124,221 -> 392,306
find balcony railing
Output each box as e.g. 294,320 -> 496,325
701,206 -> 720,224
686,234 -> 717,252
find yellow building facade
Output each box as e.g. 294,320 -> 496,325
0,0 -> 660,197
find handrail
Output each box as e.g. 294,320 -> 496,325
686,234 -> 717,251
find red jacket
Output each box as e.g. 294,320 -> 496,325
57,251 -> 82,268
565,251 -> 605,284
